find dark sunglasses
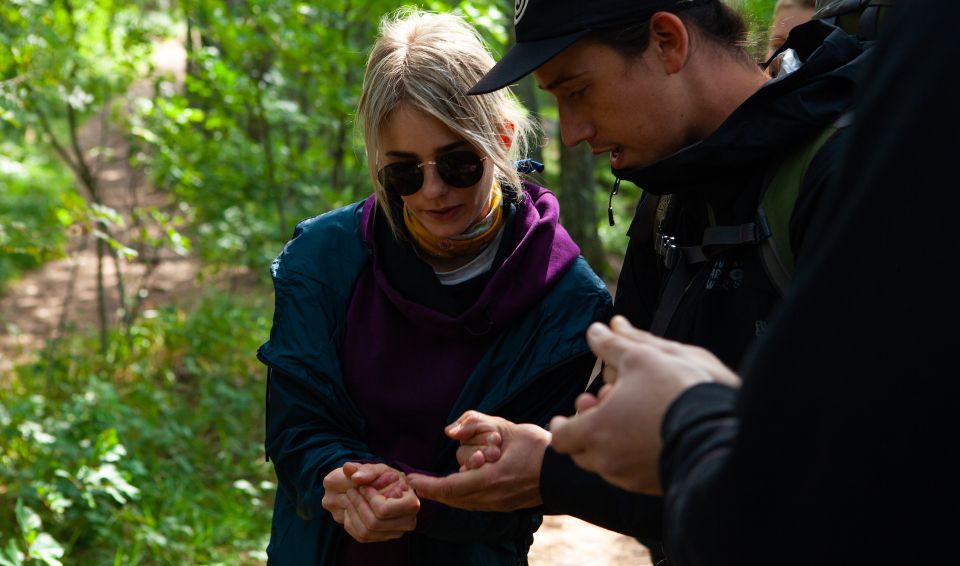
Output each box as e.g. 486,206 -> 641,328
377,151 -> 487,197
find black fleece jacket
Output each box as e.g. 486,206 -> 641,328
540,22 -> 870,544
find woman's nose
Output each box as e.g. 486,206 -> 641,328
419,163 -> 448,199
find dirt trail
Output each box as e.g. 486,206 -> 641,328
0,39 -> 199,375
531,516 -> 651,565
0,38 -> 650,566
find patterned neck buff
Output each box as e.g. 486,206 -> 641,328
403,181 -> 504,259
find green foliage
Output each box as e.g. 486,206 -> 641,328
736,0 -> 779,23
728,0 -> 779,58
0,0 -> 156,143
0,0 -> 167,290
0,500 -> 65,566
0,142 -> 75,290
0,293 -> 274,564
134,0 -> 509,269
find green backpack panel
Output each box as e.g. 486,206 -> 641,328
757,122 -> 844,294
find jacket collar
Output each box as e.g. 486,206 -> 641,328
613,22 -> 869,196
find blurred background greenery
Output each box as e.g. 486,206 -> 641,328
0,1 -> 777,563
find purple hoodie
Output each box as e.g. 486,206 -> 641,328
337,183 -> 580,565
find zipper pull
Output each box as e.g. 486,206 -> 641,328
607,177 -> 621,226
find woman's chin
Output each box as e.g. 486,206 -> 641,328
424,225 -> 468,239
419,216 -> 471,239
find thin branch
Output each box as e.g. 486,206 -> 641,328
65,99 -> 100,201
95,238 -> 109,355
92,106 -> 110,179
29,99 -> 83,180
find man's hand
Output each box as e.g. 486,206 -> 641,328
408,411 -> 549,512
322,462 -> 420,543
550,316 -> 739,494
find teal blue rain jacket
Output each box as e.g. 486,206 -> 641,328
258,200 -> 611,565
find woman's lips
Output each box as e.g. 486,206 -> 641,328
425,204 -> 462,221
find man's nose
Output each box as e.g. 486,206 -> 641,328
558,107 -> 596,148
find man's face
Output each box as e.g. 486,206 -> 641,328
534,39 -> 690,170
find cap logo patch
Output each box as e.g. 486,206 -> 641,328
515,0 -> 529,24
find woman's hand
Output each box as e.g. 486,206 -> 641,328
322,462 -> 420,543
452,417 -> 503,471
321,465 -> 355,524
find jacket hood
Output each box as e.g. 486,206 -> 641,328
360,182 -> 581,337
613,22 -> 869,195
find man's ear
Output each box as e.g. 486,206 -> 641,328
648,12 -> 689,75
500,119 -> 515,151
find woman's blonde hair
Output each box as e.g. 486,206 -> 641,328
357,9 -> 534,236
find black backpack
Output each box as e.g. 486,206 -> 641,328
814,0 -> 894,40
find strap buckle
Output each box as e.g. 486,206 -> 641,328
654,232 -> 679,269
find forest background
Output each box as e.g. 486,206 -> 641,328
0,1 -> 776,564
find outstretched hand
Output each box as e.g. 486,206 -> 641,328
550,316 -> 740,494
408,411 -> 549,512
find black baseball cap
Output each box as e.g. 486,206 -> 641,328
469,0 -> 715,95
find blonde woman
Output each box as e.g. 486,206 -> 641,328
257,10 -> 611,565
766,0 -> 817,59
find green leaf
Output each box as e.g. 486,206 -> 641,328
78,463 -> 140,504
17,421 -> 55,445
14,500 -> 41,536
88,203 -> 125,228
26,533 -> 63,566
0,539 -> 24,566
92,230 -> 139,260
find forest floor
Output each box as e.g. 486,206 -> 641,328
0,39 -> 651,566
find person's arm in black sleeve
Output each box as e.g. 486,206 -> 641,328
540,446 -> 664,537
657,383 -> 741,566
529,193 -> 667,545
535,351 -> 666,543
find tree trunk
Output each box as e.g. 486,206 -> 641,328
506,14 -> 544,166
515,75 -> 544,166
254,82 -> 288,240
559,143 -> 607,274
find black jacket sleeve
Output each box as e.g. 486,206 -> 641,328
540,446 -> 664,538
657,384 -> 741,565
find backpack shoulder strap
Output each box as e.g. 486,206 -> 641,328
758,115 -> 850,294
